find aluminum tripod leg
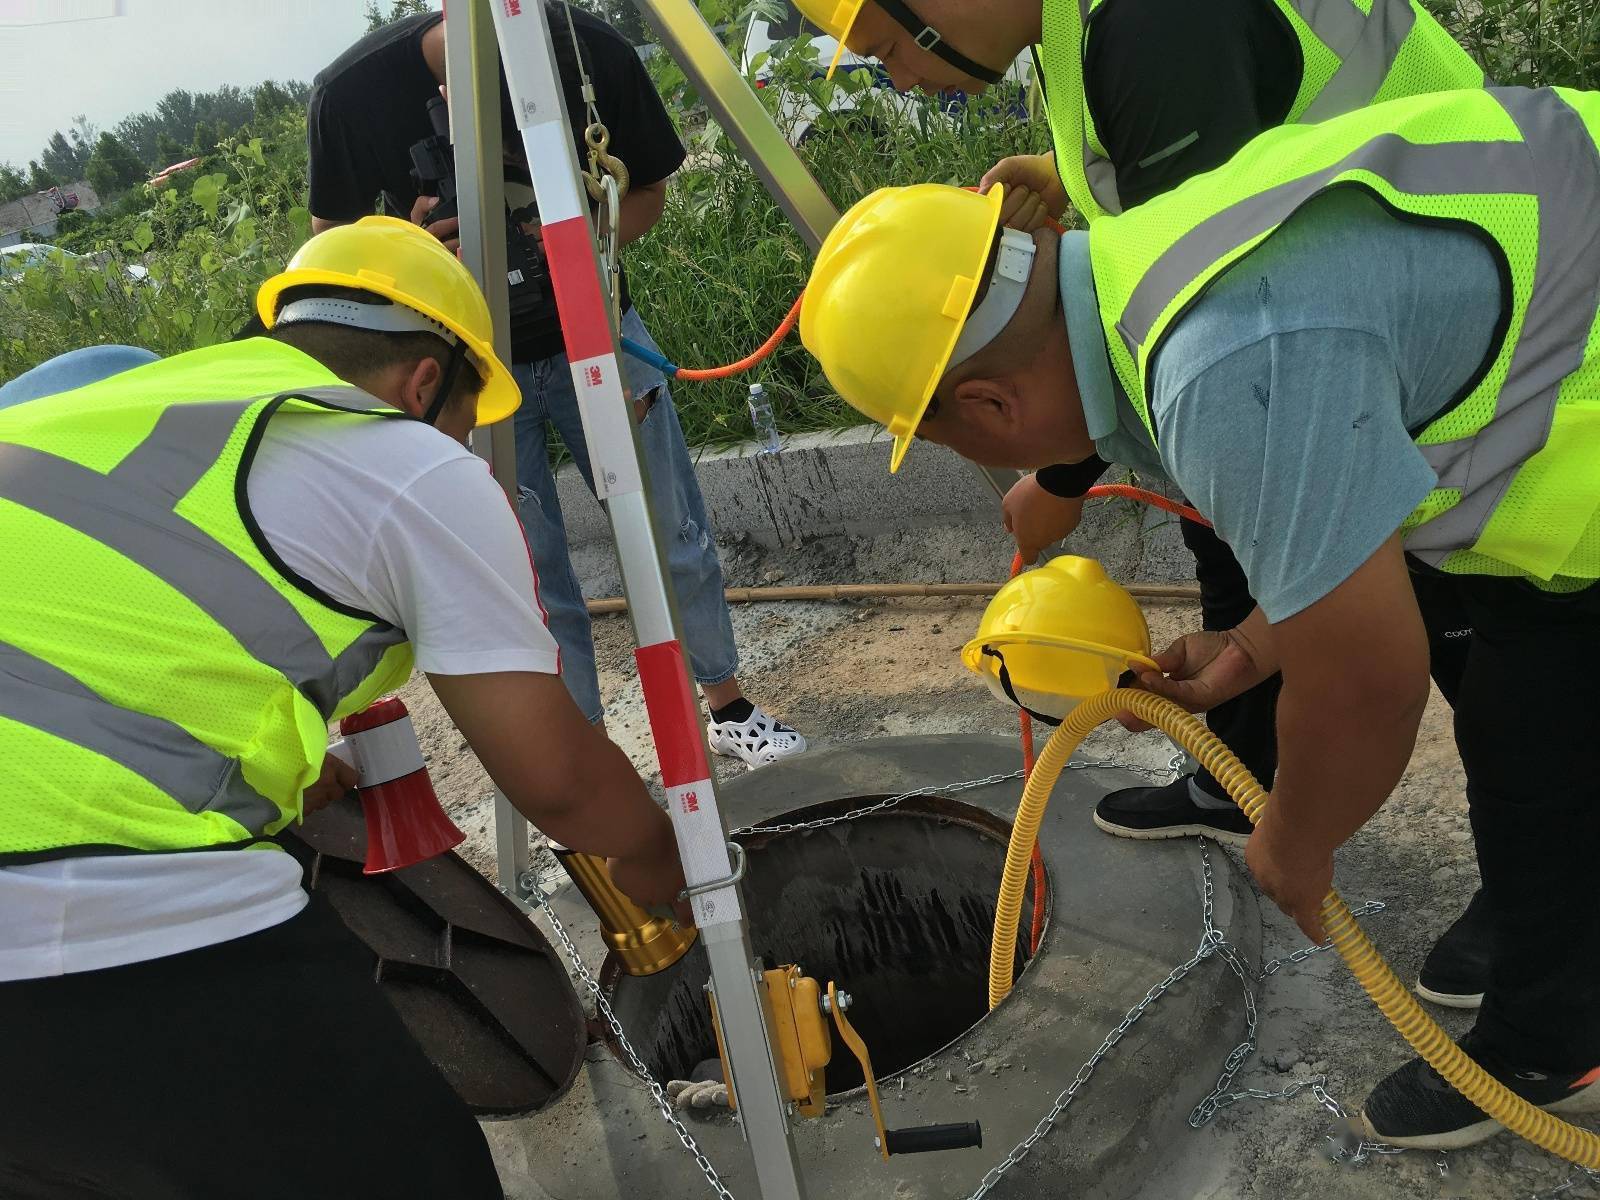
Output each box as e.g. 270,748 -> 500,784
443,0 -> 534,900
486,3 -> 807,1197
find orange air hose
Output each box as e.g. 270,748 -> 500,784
672,293 -> 805,382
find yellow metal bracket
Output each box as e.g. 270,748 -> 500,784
711,965 -> 830,1116
708,968 -> 984,1161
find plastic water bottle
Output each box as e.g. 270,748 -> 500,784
747,383 -> 781,455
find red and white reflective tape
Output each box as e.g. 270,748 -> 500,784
496,0 -> 641,501
637,641 -> 743,928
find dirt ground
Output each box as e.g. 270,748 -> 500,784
399,531 -> 1598,1200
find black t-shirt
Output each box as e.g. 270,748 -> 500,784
1037,0 -> 1299,497
306,8 -> 685,364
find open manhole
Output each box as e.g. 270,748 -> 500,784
604,794 -> 1046,1094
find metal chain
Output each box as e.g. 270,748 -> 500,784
734,751 -> 1183,838
1532,1166 -> 1600,1200
1259,901 -> 1386,977
530,883 -> 738,1200
965,841 -> 1225,1199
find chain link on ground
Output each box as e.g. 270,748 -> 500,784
732,751 -> 1184,838
530,882 -> 739,1200
524,759 -> 1591,1200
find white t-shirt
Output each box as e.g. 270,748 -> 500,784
0,413 -> 559,981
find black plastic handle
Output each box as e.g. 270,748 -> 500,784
884,1122 -> 984,1156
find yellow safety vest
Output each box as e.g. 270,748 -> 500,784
0,338 -> 415,863
1090,87 -> 1600,587
1038,0 -> 1484,221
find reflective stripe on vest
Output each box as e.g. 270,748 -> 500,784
0,639 -> 279,833
1039,0 -> 1481,221
0,414 -> 404,719
0,348 -> 416,861
1091,87 -> 1600,580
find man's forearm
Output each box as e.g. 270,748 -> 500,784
1267,667 -> 1427,858
616,181 -> 666,246
512,734 -> 671,861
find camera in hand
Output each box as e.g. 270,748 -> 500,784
407,95 -> 553,326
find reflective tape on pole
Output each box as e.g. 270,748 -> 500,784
637,640 -> 743,928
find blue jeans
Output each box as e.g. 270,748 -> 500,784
513,308 -> 738,723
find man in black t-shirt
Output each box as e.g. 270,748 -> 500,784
307,8 -> 807,768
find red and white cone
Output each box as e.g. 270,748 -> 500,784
335,696 -> 464,874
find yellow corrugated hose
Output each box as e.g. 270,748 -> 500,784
988,687 -> 1600,1165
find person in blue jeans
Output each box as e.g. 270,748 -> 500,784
305,6 -> 806,767
513,308 -> 806,763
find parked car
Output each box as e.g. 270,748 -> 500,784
1,242 -> 149,286
740,2 -> 1033,143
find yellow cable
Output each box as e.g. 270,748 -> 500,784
989,687 -> 1600,1166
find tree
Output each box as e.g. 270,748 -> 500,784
570,0 -> 650,44
85,132 -> 147,199
364,0 -> 433,32
192,120 -> 219,157
252,79 -> 295,124
27,161 -> 57,192
155,132 -> 187,167
0,162 -> 28,204
40,132 -> 80,182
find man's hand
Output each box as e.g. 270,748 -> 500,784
608,824 -> 692,926
1003,473 -> 1086,564
304,752 -> 359,816
1122,608 -> 1279,731
410,193 -> 461,255
1246,812 -> 1333,943
980,153 -> 1068,232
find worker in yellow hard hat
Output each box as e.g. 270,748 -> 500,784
791,0 -> 1488,1028
0,215 -> 687,1197
800,85 -> 1600,1149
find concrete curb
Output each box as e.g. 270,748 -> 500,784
556,423 -> 1199,587
556,424 -> 998,548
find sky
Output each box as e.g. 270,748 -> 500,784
0,0 -> 441,169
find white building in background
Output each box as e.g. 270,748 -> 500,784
0,180 -> 102,249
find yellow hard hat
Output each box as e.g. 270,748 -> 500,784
792,0 -> 867,78
962,556 -> 1160,719
801,183 -> 1002,472
256,215 -> 521,426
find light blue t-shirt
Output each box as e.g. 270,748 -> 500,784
0,344 -> 159,409
1061,189 -> 1502,621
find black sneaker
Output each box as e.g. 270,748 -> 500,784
1416,889 -> 1490,1010
1358,1030 -> 1600,1150
1092,777 -> 1253,847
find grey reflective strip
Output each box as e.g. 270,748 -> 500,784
332,624 -> 410,699
1301,0 -> 1417,123
1117,136 -> 1526,358
1138,131 -> 1199,169
1078,0 -> 1121,214
0,640 -> 279,833
1084,147 -> 1123,215
109,401 -> 251,499
0,382 -> 400,718
1296,0 -> 1369,60
1409,89 -> 1600,563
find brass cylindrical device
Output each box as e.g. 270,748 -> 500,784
551,848 -> 697,976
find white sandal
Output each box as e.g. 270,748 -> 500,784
706,705 -> 808,768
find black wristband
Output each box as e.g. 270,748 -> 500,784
1034,457 -> 1109,499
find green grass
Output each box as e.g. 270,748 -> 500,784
5,2 -> 1596,451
